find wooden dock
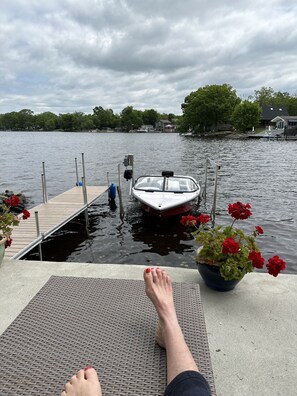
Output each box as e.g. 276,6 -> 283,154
6,186 -> 108,260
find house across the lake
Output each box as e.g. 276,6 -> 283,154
155,119 -> 177,132
260,105 -> 289,127
271,115 -> 297,130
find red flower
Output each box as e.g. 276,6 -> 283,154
180,215 -> 197,227
5,195 -> 20,207
228,202 -> 252,220
222,238 -> 240,254
22,209 -> 30,220
255,226 -> 264,235
5,237 -> 12,248
248,251 -> 265,268
266,256 -> 286,277
197,214 -> 211,224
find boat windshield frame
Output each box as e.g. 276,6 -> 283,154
133,176 -> 199,193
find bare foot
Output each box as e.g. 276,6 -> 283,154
143,268 -> 179,349
61,367 -> 102,396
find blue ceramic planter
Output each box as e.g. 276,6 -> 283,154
197,262 -> 242,292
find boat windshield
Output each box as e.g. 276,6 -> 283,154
134,176 -> 198,192
134,176 -> 164,191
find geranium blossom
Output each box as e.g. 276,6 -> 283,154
5,195 -> 20,207
197,214 -> 211,223
1,192 -> 30,248
228,202 -> 252,220
22,210 -> 30,220
255,226 -> 264,234
5,237 -> 12,248
222,238 -> 240,254
267,256 -> 286,277
248,251 -> 265,268
180,215 -> 197,227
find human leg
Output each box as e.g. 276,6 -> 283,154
144,267 -> 211,395
61,366 -> 102,396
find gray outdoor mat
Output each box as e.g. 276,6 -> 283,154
0,276 -> 216,395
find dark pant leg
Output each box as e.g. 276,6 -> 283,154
164,370 -> 212,396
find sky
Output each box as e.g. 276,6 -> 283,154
1,0 -> 297,115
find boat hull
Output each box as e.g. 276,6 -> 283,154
140,200 -> 195,219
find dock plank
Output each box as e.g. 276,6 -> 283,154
5,186 -> 108,259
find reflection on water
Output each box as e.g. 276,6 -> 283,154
1,131 -> 296,273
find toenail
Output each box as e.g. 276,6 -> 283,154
146,268 -> 151,273
84,365 -> 92,371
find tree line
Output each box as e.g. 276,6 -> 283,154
1,85 -> 297,133
180,85 -> 297,134
0,106 -> 176,132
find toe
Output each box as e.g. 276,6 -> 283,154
144,267 -> 152,280
151,268 -> 158,282
84,367 -> 99,382
76,369 -> 85,380
70,374 -> 78,384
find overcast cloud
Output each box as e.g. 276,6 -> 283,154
1,0 -> 297,115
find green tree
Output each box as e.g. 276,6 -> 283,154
287,96 -> 297,115
254,87 -> 275,106
120,106 -> 143,131
17,109 -> 34,130
35,112 -> 58,130
142,109 -> 159,126
81,114 -> 96,130
181,84 -> 240,133
1,112 -> 19,130
58,113 -> 75,131
168,113 -> 176,122
93,106 -> 118,129
231,101 -> 262,132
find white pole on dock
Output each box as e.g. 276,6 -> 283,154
211,164 -> 220,225
34,211 -> 43,260
203,159 -> 208,203
81,153 -> 86,185
81,176 -> 90,233
117,164 -> 125,219
42,162 -> 48,203
41,173 -> 46,203
75,157 -> 79,186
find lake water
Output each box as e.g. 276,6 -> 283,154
1,131 -> 296,274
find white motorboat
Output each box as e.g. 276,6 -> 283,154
132,171 -> 201,218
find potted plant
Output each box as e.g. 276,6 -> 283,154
0,192 -> 30,266
180,201 -> 286,291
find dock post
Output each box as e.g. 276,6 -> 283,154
211,164 -> 220,225
41,173 -> 46,203
117,164 -> 125,219
81,176 -> 90,234
81,153 -> 86,185
34,211 -> 43,260
75,157 -> 79,186
107,171 -> 110,187
42,162 -> 48,203
203,159 -> 208,203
